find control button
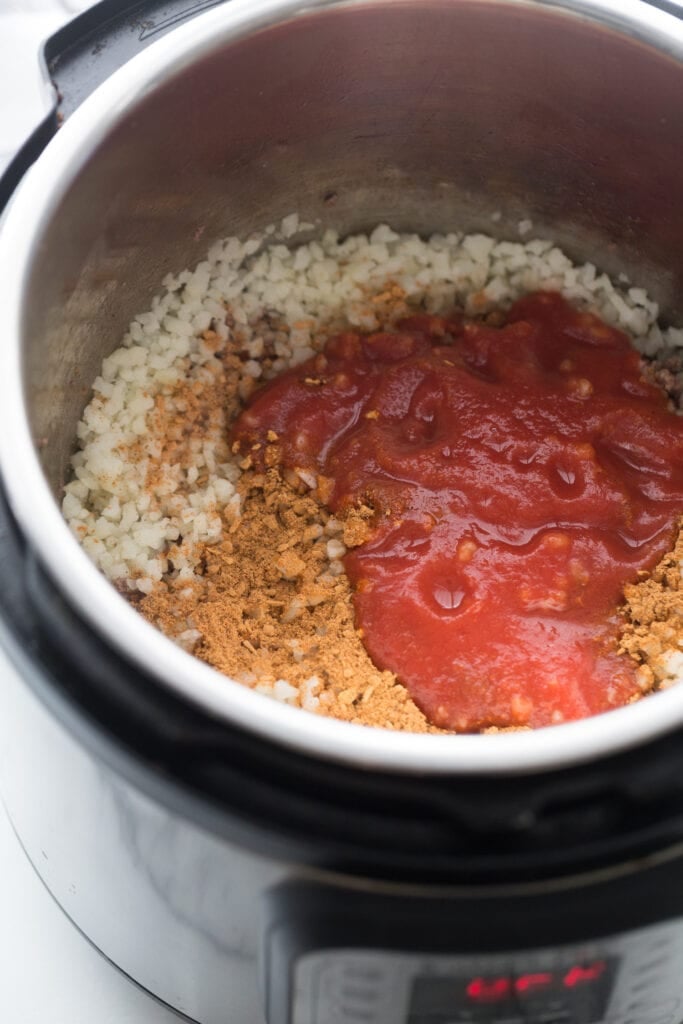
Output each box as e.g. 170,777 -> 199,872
340,986 -> 381,1002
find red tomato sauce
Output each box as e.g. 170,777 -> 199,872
232,293 -> 683,731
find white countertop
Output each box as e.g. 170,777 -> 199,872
0,2 -> 183,1019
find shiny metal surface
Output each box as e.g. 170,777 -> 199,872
2,0 -> 683,774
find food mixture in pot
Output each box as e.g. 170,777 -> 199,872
63,221 -> 683,733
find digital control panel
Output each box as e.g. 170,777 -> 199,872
408,959 -> 616,1023
290,920 -> 683,1024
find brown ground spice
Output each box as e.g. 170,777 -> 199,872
140,466 -> 443,732
619,520 -> 683,692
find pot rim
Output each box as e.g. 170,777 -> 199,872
2,0 -> 683,777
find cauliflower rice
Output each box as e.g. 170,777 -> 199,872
62,218 -> 683,702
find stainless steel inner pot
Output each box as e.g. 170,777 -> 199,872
2,0 -> 683,775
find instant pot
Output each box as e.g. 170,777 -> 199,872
3,1 -> 683,1021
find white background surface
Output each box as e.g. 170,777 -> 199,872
0,0 -> 78,170
0,1 -> 183,1020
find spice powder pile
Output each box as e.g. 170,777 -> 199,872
135,327 -> 439,731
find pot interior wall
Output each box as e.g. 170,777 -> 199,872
21,0 -> 683,495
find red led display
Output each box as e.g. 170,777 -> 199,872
515,972 -> 553,994
465,978 -> 511,1002
466,962 -> 607,1003
564,963 -> 606,987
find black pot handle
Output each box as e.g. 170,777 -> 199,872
647,0 -> 683,16
0,0 -> 230,216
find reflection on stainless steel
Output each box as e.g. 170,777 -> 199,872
2,0 -> 683,775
